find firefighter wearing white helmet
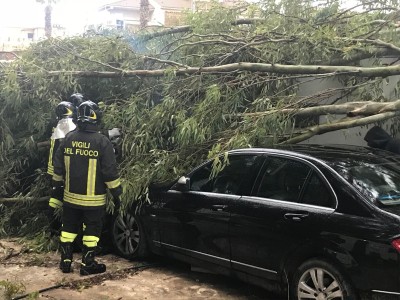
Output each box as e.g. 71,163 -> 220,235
46,101 -> 78,232
47,94 -> 83,234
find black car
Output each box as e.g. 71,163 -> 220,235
111,145 -> 400,300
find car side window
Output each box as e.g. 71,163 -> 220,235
256,157 -> 311,202
190,162 -> 213,192
190,155 -> 258,195
301,171 -> 334,208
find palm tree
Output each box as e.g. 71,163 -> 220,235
140,0 -> 150,29
36,0 -> 59,38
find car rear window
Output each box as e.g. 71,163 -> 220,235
329,159 -> 400,208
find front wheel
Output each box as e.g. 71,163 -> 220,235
292,259 -> 358,300
111,212 -> 148,260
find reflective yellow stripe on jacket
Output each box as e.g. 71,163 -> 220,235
105,178 -> 121,189
87,159 -> 97,195
52,173 -> 63,182
65,156 -> 70,191
47,138 -> 55,175
49,197 -> 63,209
64,190 -> 106,207
63,157 -> 105,206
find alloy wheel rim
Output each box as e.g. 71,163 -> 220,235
297,267 -> 344,300
113,213 -> 140,255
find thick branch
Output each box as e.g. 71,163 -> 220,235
160,39 -> 249,56
326,48 -> 397,65
142,56 -> 189,68
140,25 -> 191,41
243,100 -> 400,118
139,18 -> 262,41
345,38 -> 400,55
283,111 -> 400,144
35,62 -> 400,78
348,100 -> 400,116
37,141 -> 50,149
0,196 -> 48,204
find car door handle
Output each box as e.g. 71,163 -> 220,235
284,213 -> 308,222
211,205 -> 228,211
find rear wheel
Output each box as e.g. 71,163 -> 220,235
111,212 -> 148,260
292,259 -> 358,300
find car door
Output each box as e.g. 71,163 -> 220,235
157,153 -> 265,268
229,154 -> 336,280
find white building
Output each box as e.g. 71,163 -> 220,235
0,25 -> 67,52
87,0 -> 192,31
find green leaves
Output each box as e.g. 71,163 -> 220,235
1,0 -> 399,207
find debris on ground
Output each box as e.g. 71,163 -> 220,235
0,239 -> 280,300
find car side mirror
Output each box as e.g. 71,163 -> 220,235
176,176 -> 190,192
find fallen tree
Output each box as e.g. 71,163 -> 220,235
1,0 -> 400,206
23,62 -> 400,77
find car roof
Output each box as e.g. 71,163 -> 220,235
228,144 -> 400,165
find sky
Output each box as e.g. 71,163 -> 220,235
0,0 -> 104,33
0,0 -> 360,34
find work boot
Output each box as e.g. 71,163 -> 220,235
80,246 -> 106,276
59,242 -> 73,273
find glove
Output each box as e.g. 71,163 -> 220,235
108,128 -> 121,140
46,205 -> 56,221
48,182 -> 64,236
112,196 -> 121,218
51,180 -> 64,200
46,205 -> 61,236
110,185 -> 122,216
110,185 -> 122,199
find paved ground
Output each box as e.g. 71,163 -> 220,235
0,239 -> 283,300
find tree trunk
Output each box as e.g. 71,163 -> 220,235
42,62 -> 400,78
45,4 -> 52,38
140,0 -> 150,29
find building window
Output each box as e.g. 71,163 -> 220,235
116,20 -> 124,30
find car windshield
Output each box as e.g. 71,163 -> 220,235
329,158 -> 400,207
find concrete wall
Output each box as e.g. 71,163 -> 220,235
298,57 -> 400,146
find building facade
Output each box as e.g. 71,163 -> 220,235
88,0 -> 192,31
87,0 -> 243,31
0,25 -> 67,52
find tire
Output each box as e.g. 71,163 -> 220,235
111,212 -> 148,260
292,259 -> 358,300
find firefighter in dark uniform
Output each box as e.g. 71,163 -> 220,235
52,100 -> 122,275
47,94 -> 84,226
